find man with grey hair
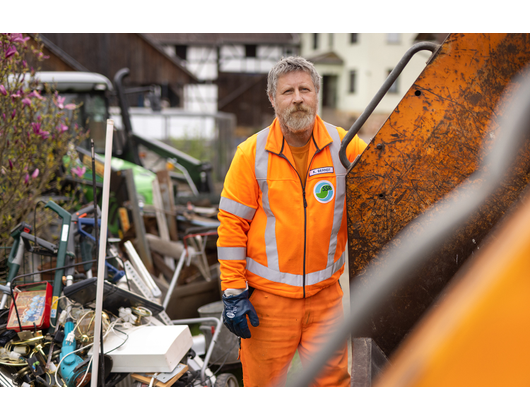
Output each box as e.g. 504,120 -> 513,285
217,56 -> 366,386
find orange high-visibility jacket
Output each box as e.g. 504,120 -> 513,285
217,116 -> 367,299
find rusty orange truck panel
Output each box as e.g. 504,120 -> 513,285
346,33 -> 530,358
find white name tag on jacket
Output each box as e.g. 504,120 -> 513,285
309,167 -> 334,177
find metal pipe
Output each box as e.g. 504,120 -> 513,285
291,64 -> 530,386
90,120 -> 115,387
46,200 -> 71,331
8,256 -> 119,283
168,159 -> 200,196
163,248 -> 188,309
339,42 -> 439,169
113,68 -> 133,138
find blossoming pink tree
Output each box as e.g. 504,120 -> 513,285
0,33 -> 87,242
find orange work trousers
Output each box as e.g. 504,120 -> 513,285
240,281 -> 350,387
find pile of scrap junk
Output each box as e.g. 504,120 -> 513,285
0,192 -> 240,387
0,154 -> 240,388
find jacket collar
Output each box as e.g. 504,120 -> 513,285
265,115 -> 333,155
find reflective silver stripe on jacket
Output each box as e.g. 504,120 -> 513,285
217,246 -> 247,260
246,123 -> 345,286
219,196 -> 256,220
255,127 -> 280,272
246,251 -> 346,287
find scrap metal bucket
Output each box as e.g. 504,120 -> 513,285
345,33 -> 530,358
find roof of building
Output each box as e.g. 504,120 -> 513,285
37,34 -> 89,72
143,33 -> 300,46
306,51 -> 344,65
37,33 -> 199,85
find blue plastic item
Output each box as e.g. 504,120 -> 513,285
59,320 -> 85,387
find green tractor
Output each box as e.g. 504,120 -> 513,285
35,70 -> 216,235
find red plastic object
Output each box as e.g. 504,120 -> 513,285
7,282 -> 52,332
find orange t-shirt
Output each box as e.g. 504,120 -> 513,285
288,140 -> 311,188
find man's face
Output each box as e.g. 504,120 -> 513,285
270,70 -> 318,133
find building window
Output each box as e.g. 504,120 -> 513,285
350,33 -> 358,44
329,33 -> 334,48
175,45 -> 188,60
349,70 -> 357,93
322,75 -> 338,109
387,69 -> 398,93
387,33 -> 400,44
313,33 -> 319,50
175,45 -> 187,60
245,44 -> 257,58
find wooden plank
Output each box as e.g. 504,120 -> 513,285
124,168 -> 153,272
156,170 -> 179,242
152,177 -> 175,270
131,364 -> 188,387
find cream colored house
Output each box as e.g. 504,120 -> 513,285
300,33 -> 442,138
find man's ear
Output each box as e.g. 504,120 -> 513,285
268,93 -> 275,109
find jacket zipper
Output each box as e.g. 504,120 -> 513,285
278,145 -> 319,298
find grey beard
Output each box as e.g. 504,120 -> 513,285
279,108 -> 316,132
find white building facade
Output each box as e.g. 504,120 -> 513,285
300,33 -> 437,138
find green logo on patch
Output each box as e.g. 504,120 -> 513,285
314,181 -> 334,203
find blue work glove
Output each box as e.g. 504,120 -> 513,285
222,289 -> 259,339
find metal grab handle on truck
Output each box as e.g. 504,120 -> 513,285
338,41 -> 440,170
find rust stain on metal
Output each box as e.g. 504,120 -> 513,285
346,33 -> 530,357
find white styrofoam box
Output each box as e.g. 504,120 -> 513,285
91,325 -> 193,373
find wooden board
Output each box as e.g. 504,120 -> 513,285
131,363 -> 188,387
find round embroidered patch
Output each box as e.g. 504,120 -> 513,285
313,180 -> 335,203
